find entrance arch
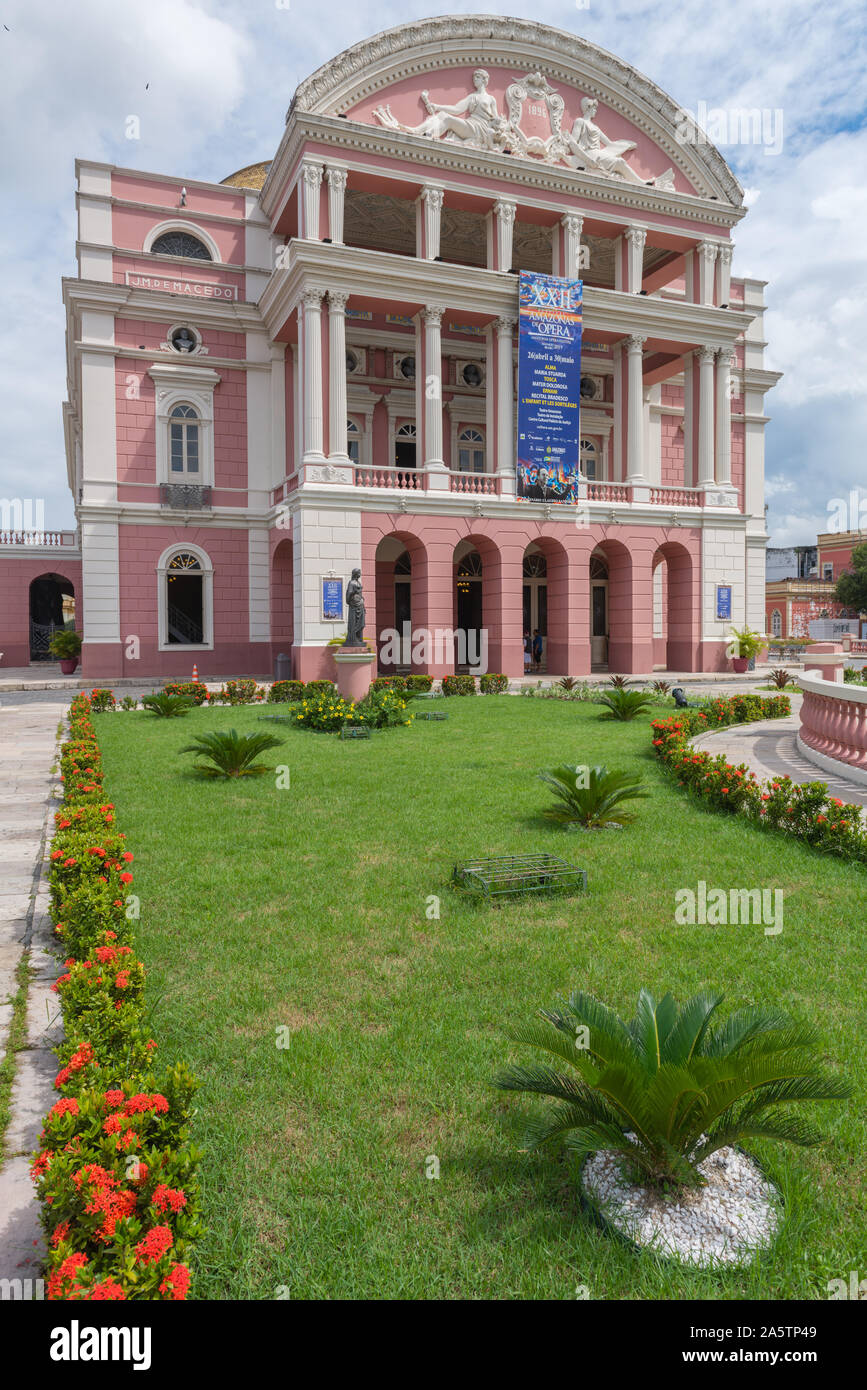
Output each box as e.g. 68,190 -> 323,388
375,531 -> 428,671
652,541 -> 700,670
270,537 -> 294,664
29,573 -> 75,661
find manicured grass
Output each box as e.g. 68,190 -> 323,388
93,697 -> 865,1300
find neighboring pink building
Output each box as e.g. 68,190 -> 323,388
3,17 -> 781,679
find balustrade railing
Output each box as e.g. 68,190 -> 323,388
448,471 -> 498,495
354,466 -> 424,490
0,530 -> 77,548
797,672 -> 867,775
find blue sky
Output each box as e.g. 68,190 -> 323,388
1,0 -> 865,542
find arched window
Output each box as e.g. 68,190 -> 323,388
346,418 -> 361,465
522,552 -> 547,578
458,427 -> 485,474
771,609 -> 782,638
580,437 -> 598,481
151,231 -> 212,261
170,404 -> 200,477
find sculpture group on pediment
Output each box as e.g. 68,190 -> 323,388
372,69 -> 676,190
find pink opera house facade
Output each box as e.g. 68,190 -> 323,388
7,17 -> 781,680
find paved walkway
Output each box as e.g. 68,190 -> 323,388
691,701 -> 867,809
0,697 -> 65,1292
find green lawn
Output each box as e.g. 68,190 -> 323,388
93,697 -> 865,1300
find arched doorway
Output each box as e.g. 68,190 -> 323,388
523,549 -> 547,671
271,537 -> 294,660
375,533 -> 425,671
651,541 -> 699,670
29,573 -> 75,661
454,543 -> 483,671
589,553 -> 609,669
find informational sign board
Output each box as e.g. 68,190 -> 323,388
321,577 -> 344,621
516,271 -> 583,504
716,584 -> 732,620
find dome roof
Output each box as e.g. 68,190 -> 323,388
221,161 -> 272,190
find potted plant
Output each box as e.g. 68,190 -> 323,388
727,624 -> 765,673
48,627 -> 82,674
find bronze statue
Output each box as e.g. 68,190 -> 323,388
344,568 -> 366,646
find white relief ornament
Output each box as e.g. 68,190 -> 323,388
370,65 -> 677,187
374,69 -> 514,153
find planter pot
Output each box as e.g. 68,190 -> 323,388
731,657 -> 749,673
59,658 -> 79,675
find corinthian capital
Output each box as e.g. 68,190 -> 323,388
495,316 -> 517,336
420,186 -> 445,210
325,166 -> 348,191
494,199 -> 516,225
300,162 -> 323,188
697,344 -> 717,365
697,240 -> 718,263
423,304 -> 445,326
327,290 -> 349,312
717,242 -> 733,266
624,226 -> 647,250
626,333 -> 646,354
300,286 -> 325,310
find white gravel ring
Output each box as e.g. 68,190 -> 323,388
581,1143 -> 781,1267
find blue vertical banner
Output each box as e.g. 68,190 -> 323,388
516,271 -> 583,503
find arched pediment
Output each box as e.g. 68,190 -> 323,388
288,15 -> 742,205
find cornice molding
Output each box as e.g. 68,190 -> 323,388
259,240 -> 753,349
264,114 -> 744,233
282,17 -> 742,204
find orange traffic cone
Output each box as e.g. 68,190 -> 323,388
192,664 -> 198,681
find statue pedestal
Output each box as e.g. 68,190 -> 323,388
333,647 -> 376,703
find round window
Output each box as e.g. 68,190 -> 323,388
170,326 -> 198,353
461,363 -> 482,387
399,355 -> 416,380
580,376 -> 597,399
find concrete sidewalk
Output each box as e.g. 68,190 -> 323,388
0,697 -> 65,1292
691,704 -> 867,810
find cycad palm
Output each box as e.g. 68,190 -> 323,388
596,689 -> 654,721
181,729 -> 283,778
142,692 -> 193,717
495,989 -> 851,1188
538,764 -> 647,828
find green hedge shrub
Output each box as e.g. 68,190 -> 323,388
267,680 -> 305,703
479,673 -> 508,693
442,674 -> 476,696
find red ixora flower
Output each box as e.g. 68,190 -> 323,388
47,1252 -> 88,1300
159,1264 -> 190,1300
152,1184 -> 187,1215
121,851 -> 134,862
119,872 -> 133,885
85,1279 -> 127,1300
49,1097 -> 79,1121
124,1093 -> 169,1116
135,1225 -> 174,1266
50,1219 -> 71,1249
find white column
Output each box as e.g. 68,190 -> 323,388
495,316 -> 516,495
697,345 -> 716,486
327,290 -> 349,461
493,199 -> 516,271
625,334 -> 646,484
300,287 -> 325,460
324,166 -> 347,244
625,226 -> 647,293
270,344 -> 286,486
697,241 -> 718,305
417,186 -> 444,260
299,162 -> 322,240
715,346 -> 733,486
561,213 -> 584,279
716,242 -> 733,306
422,304 -> 445,470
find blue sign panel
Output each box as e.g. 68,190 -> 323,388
716,584 -> 732,620
516,271 -> 583,504
322,578 -> 344,621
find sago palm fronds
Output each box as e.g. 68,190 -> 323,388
538,764 -> 648,828
494,988 -> 851,1189
597,689 -> 654,721
141,692 -> 193,717
180,729 -> 284,778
